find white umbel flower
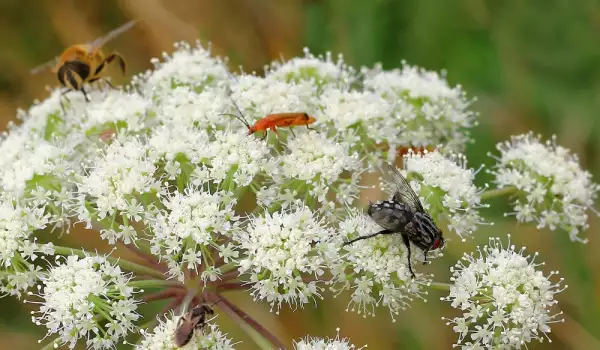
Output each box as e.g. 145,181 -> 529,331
140,41 -> 229,96
235,205 -> 335,312
0,197 -> 53,297
490,133 -> 599,242
318,88 -> 398,158
331,210 -> 430,320
443,236 -> 566,349
150,187 -> 240,281
230,74 -> 320,122
136,312 -> 236,350
402,150 -> 487,239
266,48 -> 356,88
263,132 -> 361,210
83,90 -> 152,134
75,136 -> 160,239
32,255 -> 141,350
363,62 -> 477,152
294,328 -> 366,350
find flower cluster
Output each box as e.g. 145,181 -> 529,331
490,132 -> 599,242
331,209 -> 430,320
150,187 -> 240,281
443,236 -> 566,349
32,255 -> 141,349
0,37 -> 591,349
293,328 -> 366,350
136,312 -> 235,350
402,150 -> 487,240
235,204 -> 336,312
362,62 -> 477,153
0,197 -> 53,297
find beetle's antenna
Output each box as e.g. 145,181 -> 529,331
219,97 -> 251,129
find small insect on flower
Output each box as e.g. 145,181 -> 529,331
396,145 -> 434,157
173,301 -> 218,347
343,163 -> 445,278
30,20 -> 137,103
221,99 -> 316,140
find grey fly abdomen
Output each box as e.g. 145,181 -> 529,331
367,201 -> 412,231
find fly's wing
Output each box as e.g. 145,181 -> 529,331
88,19 -> 137,51
385,163 -> 424,212
30,57 -> 58,75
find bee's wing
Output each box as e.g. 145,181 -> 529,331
30,57 -> 58,75
386,163 -> 425,212
88,19 -> 138,51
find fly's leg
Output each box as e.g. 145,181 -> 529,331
342,229 -> 394,246
401,234 -> 416,279
289,127 -> 297,137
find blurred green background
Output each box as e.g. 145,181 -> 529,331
1,0 -> 599,349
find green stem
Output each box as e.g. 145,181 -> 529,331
429,281 -> 452,291
480,186 -> 517,201
127,280 -> 183,289
52,246 -> 166,280
219,262 -> 238,274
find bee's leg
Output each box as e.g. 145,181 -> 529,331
260,132 -> 268,141
105,52 -> 128,75
342,229 -> 394,246
423,249 -> 429,265
289,127 -> 296,137
103,78 -> 117,90
401,234 -> 416,279
80,86 -> 90,102
59,88 -> 72,113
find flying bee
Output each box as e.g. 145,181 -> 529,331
220,99 -> 317,140
173,302 -> 218,347
30,20 -> 138,102
343,163 -> 445,278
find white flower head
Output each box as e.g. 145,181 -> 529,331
235,204 -> 336,313
204,129 -> 271,187
443,236 -> 566,349
139,40 -> 229,97
318,88 -> 398,160
331,209 -> 430,321
155,86 -> 232,131
363,62 -> 477,152
82,90 -> 152,134
0,197 -> 53,297
32,255 -> 141,350
263,132 -> 361,211
136,311 -> 236,350
294,328 -> 367,350
490,133 -> 599,242
230,74 -> 320,122
151,186 -> 240,281
267,48 -> 356,88
0,133 -> 71,198
75,135 -> 160,242
402,150 -> 488,239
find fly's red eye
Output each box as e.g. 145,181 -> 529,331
432,238 -> 442,249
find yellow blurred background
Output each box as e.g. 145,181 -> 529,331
1,0 -> 600,349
